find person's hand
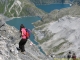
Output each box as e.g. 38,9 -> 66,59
30,42 -> 33,46
20,35 -> 21,37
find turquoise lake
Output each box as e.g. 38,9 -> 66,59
6,4 -> 70,54
36,4 -> 70,13
7,16 -> 40,45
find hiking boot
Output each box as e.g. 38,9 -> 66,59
16,47 -> 21,51
21,51 -> 26,55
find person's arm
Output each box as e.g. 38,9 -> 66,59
20,29 -> 22,37
21,28 -> 25,37
20,32 -> 22,37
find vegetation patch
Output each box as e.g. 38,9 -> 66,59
53,41 -> 66,52
4,12 -> 11,17
32,20 -> 44,27
8,0 -> 14,8
34,25 -> 46,30
58,52 -> 64,55
37,34 -> 53,44
0,3 -> 5,13
54,58 -> 80,60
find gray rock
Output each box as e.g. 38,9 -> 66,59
0,15 -> 52,60
0,19 -> 5,28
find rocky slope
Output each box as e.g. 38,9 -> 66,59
73,0 -> 80,5
0,15 -> 52,60
33,5 -> 80,27
0,0 -> 46,17
32,5 -> 80,58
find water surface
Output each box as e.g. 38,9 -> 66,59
36,4 -> 70,13
6,16 -> 40,45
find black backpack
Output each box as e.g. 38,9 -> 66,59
67,54 -> 71,58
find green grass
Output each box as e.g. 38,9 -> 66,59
0,0 -> 14,14
54,58 -> 80,60
4,12 -> 11,17
58,52 -> 64,55
53,41 -> 66,52
0,3 -> 5,13
37,34 -> 53,44
8,0 -> 14,8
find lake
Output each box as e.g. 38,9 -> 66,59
6,16 -> 40,45
6,4 -> 70,55
36,4 -> 70,13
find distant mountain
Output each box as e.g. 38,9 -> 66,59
30,0 -> 80,6
0,0 -> 80,18
73,0 -> 80,5
30,0 -> 71,4
0,0 -> 46,17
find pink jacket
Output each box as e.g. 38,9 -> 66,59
21,28 -> 26,39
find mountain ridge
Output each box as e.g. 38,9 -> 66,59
0,0 -> 46,17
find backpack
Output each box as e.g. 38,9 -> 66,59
67,54 -> 71,58
25,28 -> 30,38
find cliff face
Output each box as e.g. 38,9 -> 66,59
0,15 -> 52,60
32,5 -> 80,57
0,0 -> 46,17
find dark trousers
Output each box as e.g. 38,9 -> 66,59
19,38 -> 27,52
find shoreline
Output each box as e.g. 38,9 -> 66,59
6,16 -> 41,22
35,3 -> 71,5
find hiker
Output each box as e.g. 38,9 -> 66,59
18,24 -> 29,54
67,51 -> 71,60
72,53 -> 76,60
